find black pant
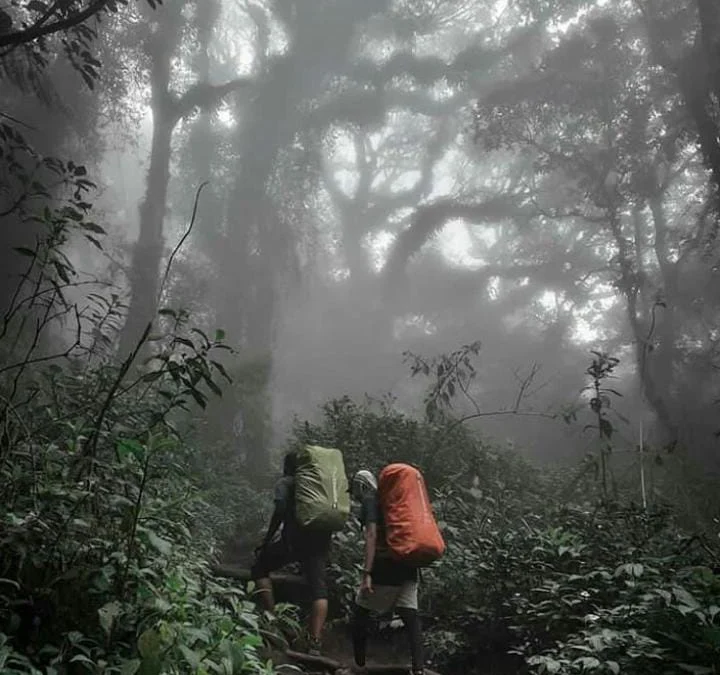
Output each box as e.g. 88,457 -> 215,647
250,533 -> 331,601
352,603 -> 424,671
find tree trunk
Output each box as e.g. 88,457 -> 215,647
117,3 -> 182,356
679,2 -> 720,214
219,61 -> 297,477
608,209 -> 678,442
119,0 -> 248,356
118,118 -> 174,356
648,194 -> 678,394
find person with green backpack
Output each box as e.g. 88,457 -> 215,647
251,446 -> 350,655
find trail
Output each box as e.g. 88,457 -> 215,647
214,564 -> 443,675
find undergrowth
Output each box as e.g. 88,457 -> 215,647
0,122 -> 286,674
290,385 -> 720,675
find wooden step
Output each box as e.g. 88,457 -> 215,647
212,564 -> 307,586
285,649 -> 441,675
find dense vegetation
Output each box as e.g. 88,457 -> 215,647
288,385 -> 720,675
2,0 -> 720,674
0,125 -> 287,673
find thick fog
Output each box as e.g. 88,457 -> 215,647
3,0 -> 720,476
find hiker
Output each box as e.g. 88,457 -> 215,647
251,447 -> 350,656
343,468 -> 427,675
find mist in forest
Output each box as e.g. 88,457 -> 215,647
3,0 -> 720,478
4,2 -> 720,673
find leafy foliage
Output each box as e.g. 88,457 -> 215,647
0,1 -> 162,90
291,393 -> 486,489
582,351 -> 623,501
0,133 -> 279,674
403,340 -> 482,421
289,355 -> 720,675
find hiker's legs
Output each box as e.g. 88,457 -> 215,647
396,580 -> 423,672
255,578 -> 274,612
353,585 -> 399,667
309,598 -> 328,639
397,607 -> 423,672
351,603 -> 372,667
250,540 -> 292,613
303,555 -> 328,639
299,534 -> 331,649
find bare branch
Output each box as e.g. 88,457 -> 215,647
383,196 -> 532,282
512,363 -> 541,412
175,79 -> 253,121
448,408 -> 558,432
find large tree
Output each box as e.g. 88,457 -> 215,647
118,0 -> 251,355
467,4 -> 720,460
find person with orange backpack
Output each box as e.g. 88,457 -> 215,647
341,465 -> 445,675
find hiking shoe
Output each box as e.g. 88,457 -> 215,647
306,635 -> 322,657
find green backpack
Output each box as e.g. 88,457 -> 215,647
294,445 -> 350,532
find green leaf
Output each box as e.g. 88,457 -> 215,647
66,631 -> 84,645
546,659 -> 561,674
82,221 -> 105,234
191,327 -> 210,344
137,657 -> 162,675
184,627 -> 212,644
179,645 -> 201,670
116,438 -> 146,463
138,629 -> 162,660
673,587 -> 700,610
121,659 -> 141,675
13,247 -> 36,257
205,378 -> 222,397
52,259 -> 71,283
215,328 -> 226,341
211,360 -> 232,383
188,387 -> 207,409
152,597 -> 172,613
98,601 -> 122,636
573,656 -> 600,670
84,235 -> 103,250
146,530 -> 172,556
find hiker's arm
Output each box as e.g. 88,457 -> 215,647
363,522 -> 377,574
261,481 -> 287,547
262,507 -> 283,547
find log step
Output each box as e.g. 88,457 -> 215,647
285,649 -> 441,675
212,564 -> 307,586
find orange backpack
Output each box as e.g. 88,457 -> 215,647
378,463 -> 446,567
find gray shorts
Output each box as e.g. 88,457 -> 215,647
355,580 -> 418,614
